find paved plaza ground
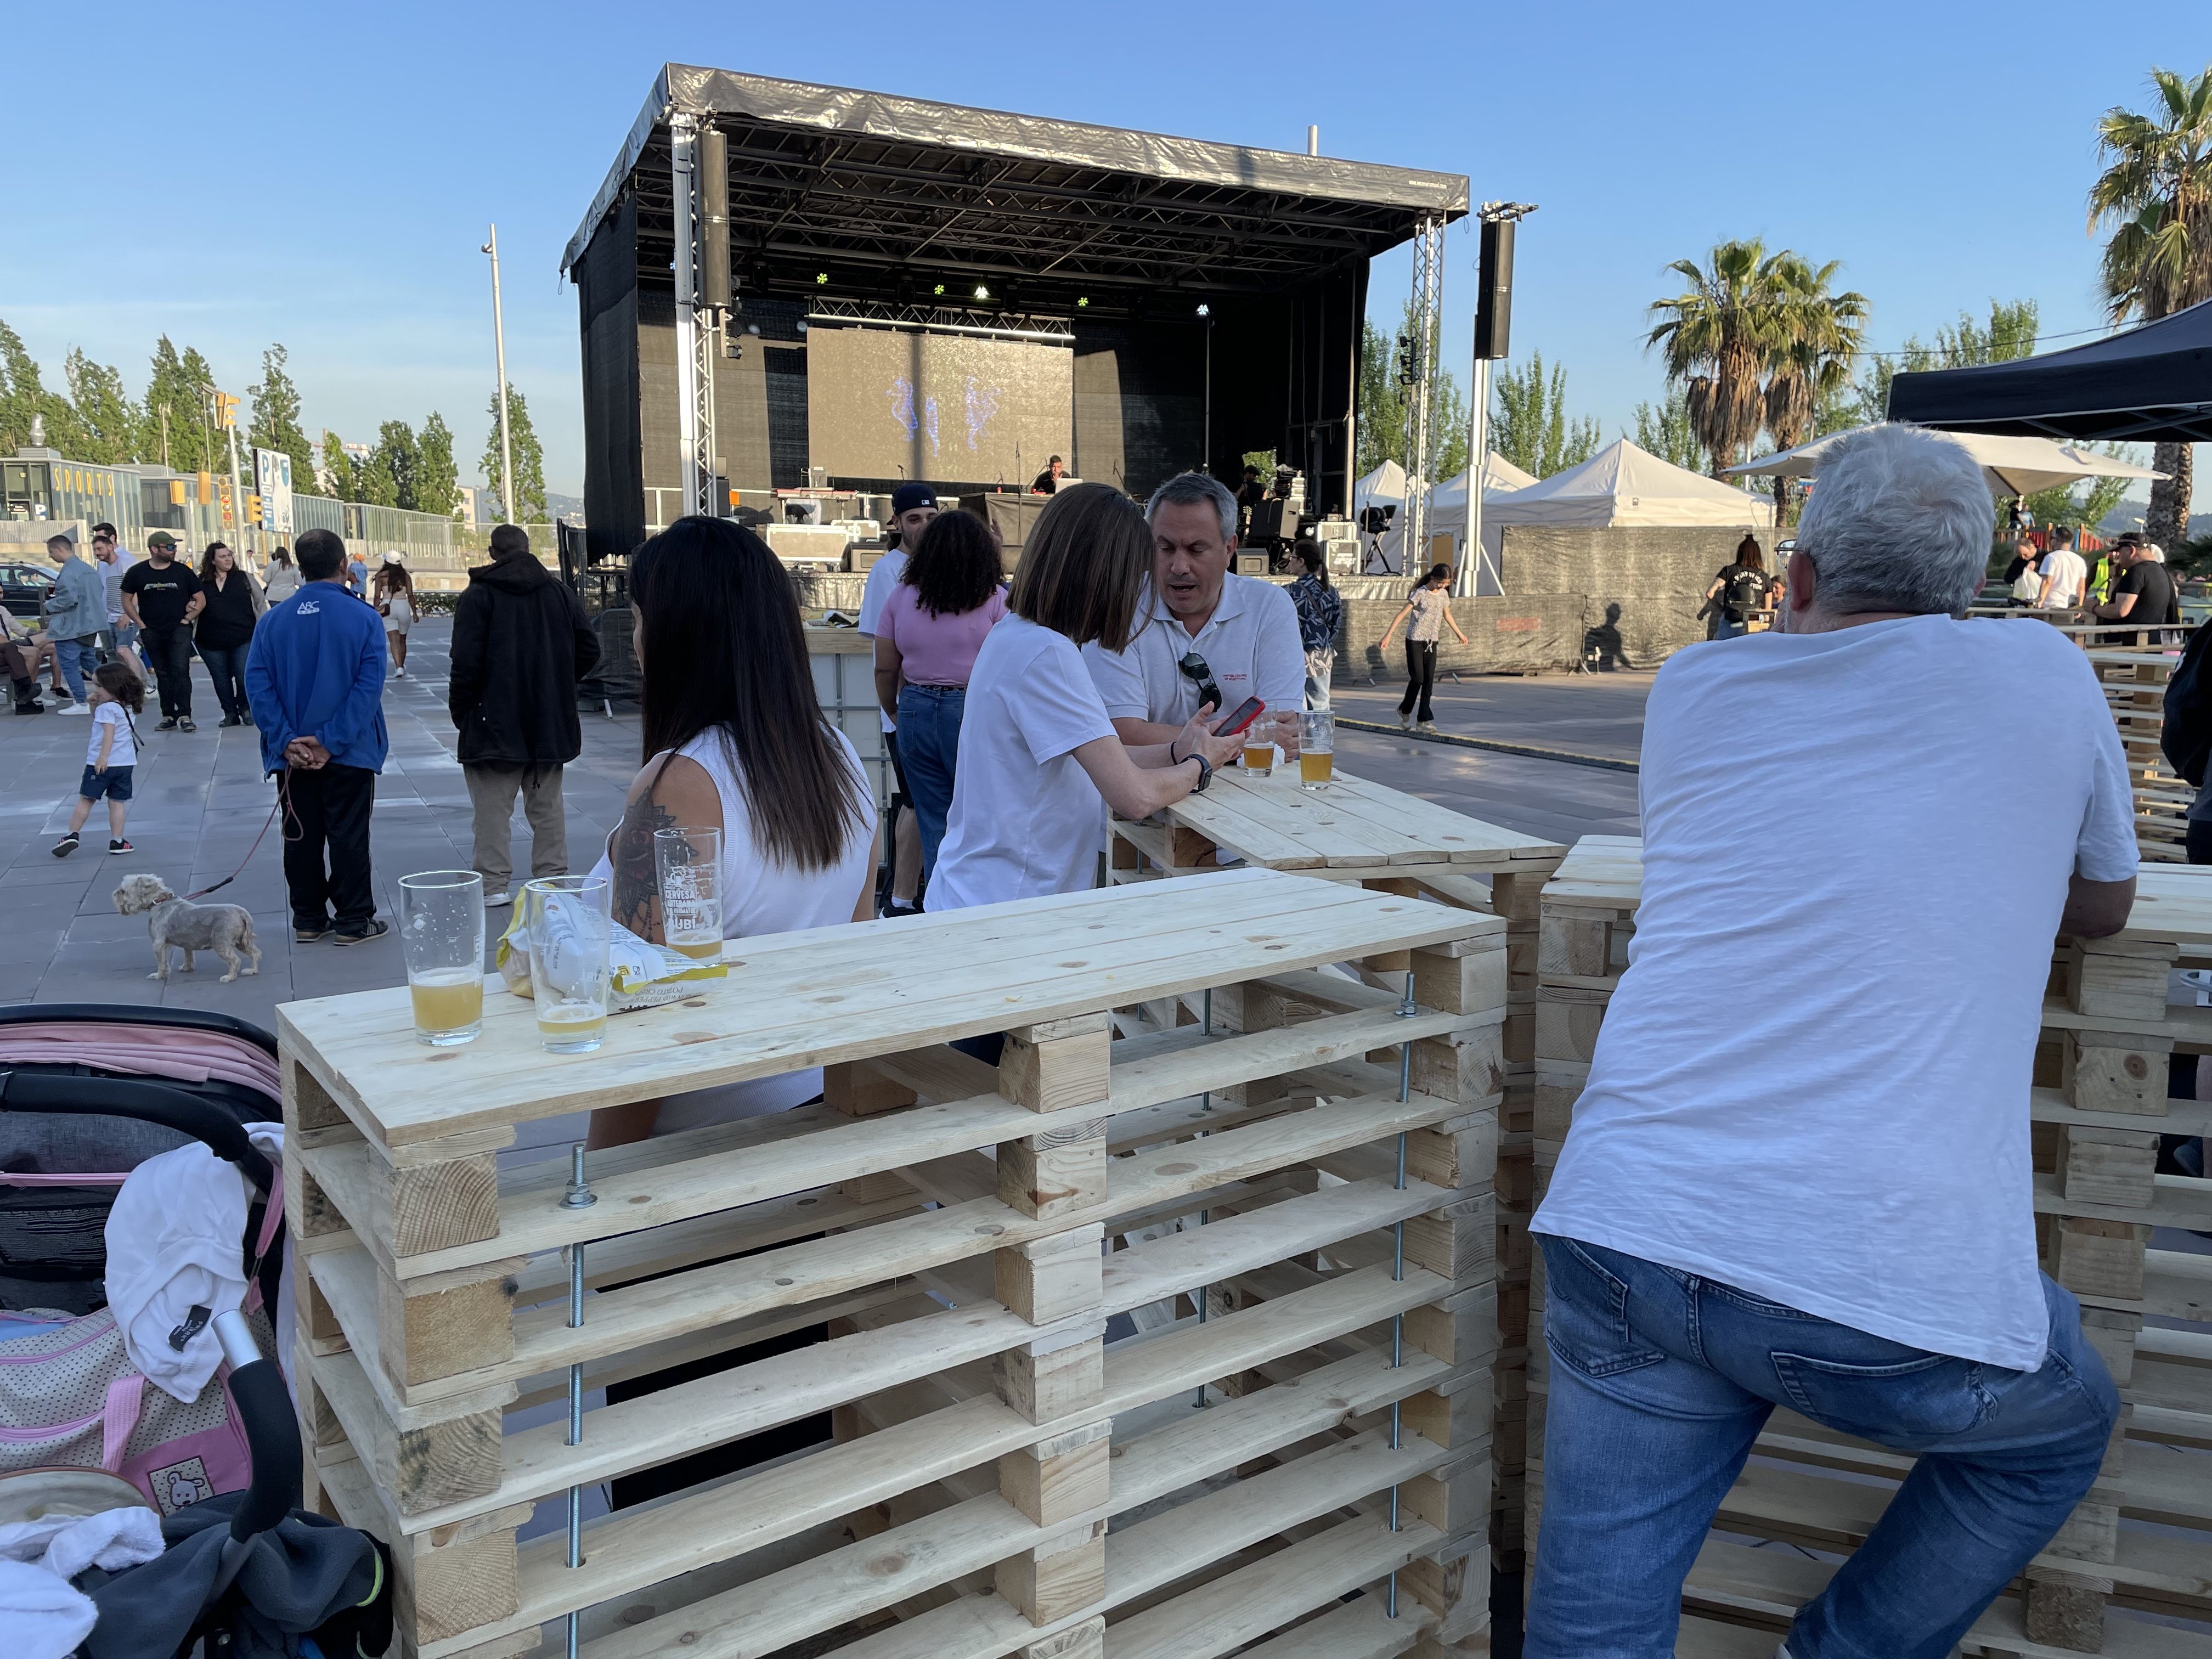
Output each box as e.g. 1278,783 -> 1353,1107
0,618 -> 1645,1033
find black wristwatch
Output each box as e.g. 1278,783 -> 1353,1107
1185,749 -> 1212,793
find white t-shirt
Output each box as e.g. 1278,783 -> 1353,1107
2038,548 -> 2087,606
590,723 -> 875,1131
855,549 -> 910,733
89,701 -> 137,768
1532,617 -> 2138,1370
1083,574 -> 1305,729
2011,557 -> 2045,603
931,615 -> 1118,911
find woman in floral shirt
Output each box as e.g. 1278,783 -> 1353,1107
1287,541 -> 1342,709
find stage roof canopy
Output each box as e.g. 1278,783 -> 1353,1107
562,65 -> 1470,310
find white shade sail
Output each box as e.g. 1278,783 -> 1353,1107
1728,426 -> 2163,496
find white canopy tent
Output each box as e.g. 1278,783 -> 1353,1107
1351,454 -> 1537,582
1427,454 -> 1543,592
1727,426 -> 2163,496
1475,439 -> 1775,565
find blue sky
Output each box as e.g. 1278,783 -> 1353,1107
4,2 -> 2202,501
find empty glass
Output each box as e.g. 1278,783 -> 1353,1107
654,826 -> 724,961
524,875 -> 612,1054
399,871 -> 484,1046
1298,710 -> 1335,792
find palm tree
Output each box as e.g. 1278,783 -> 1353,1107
1760,256 -> 1869,521
2090,66 -> 2212,549
1646,239 -> 1793,477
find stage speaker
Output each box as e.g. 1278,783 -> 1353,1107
1475,218 -> 1515,362
699,123 -> 731,312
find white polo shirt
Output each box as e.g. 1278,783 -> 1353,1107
1082,573 -> 1305,729
855,548 -> 909,734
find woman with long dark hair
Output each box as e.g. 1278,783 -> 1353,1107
193,541 -> 265,727
1379,562 -> 1468,732
872,509 -> 1007,885
1703,535 -> 1772,640
588,515 -> 877,1146
932,484 -> 1243,913
373,554 -> 416,676
263,544 -> 302,605
1288,538 -> 1342,709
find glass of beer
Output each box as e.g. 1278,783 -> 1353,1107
653,826 -> 724,961
524,875 -> 613,1053
1240,731 -> 1274,777
1299,710 -> 1335,791
399,871 -> 485,1046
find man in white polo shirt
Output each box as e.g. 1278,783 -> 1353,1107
1084,471 -> 1304,755
857,482 -> 940,916
1525,425 -> 2134,1659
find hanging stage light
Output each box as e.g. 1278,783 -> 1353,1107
973,284 -> 991,300
815,272 -> 830,285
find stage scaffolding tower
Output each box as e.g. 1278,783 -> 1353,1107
669,111 -> 720,520
1398,214 -> 1446,576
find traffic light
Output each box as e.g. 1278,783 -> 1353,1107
247,493 -> 263,527
212,392 -> 239,430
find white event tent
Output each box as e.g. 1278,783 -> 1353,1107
1352,454 -> 1537,581
1475,439 -> 1775,565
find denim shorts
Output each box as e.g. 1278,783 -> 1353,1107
79,764 -> 133,802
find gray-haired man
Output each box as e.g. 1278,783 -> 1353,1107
1524,424 -> 2135,1657
1082,471 -> 1304,757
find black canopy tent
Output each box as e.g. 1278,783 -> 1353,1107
563,66 -> 1468,564
1886,297 -> 2212,443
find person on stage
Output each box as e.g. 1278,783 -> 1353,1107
1082,471 -> 1304,761
1030,455 -> 1065,494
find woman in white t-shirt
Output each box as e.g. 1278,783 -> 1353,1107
586,516 -> 879,1147
931,483 -> 1244,916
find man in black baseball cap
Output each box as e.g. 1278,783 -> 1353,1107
856,482 -> 941,915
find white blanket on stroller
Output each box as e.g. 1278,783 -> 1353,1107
0,1505 -> 163,1657
103,1124 -> 284,1403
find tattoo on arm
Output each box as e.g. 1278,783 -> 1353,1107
611,789 -> 678,940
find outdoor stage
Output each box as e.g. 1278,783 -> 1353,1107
562,65 -> 1469,562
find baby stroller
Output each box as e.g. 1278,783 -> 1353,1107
0,1004 -> 391,1657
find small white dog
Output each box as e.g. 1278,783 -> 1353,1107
113,874 -> 261,984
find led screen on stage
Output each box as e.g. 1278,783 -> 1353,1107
806,326 -> 1074,484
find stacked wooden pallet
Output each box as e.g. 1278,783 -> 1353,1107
1104,765 -> 1566,1584
1526,839 -> 2212,1655
278,869 -> 1510,1659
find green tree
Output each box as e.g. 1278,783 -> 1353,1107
247,345 -> 321,498
364,420 -> 417,508
1647,239 -> 1797,476
318,431 -> 356,501
2090,65 -> 2212,549
145,337 -> 223,474
1490,351 -> 1601,481
1629,387 -> 1703,472
482,388 -> 546,521
416,412 -> 459,520
63,350 -> 140,464
1758,255 -> 1869,520
1355,308 -> 1470,482
0,318 -> 46,454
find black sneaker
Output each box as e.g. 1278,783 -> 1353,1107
294,923 -> 332,944
156,718 -> 178,732
49,834 -> 78,859
107,838 -> 133,855
218,715 -> 242,728
331,919 -> 390,946
178,719 -> 195,732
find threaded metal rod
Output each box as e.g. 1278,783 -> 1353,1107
563,1146 -> 592,1659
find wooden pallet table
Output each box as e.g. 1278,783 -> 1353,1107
1105,763 -> 1565,1581
1525,839 -> 2212,1655
278,868 -> 1510,1659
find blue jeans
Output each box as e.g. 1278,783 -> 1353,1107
895,682 -> 966,883
1530,1234 -> 2118,1659
197,642 -> 250,721
54,635 -> 95,702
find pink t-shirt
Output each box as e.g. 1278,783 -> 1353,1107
878,583 -> 1007,687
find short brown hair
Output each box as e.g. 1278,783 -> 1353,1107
1008,483 -> 1149,651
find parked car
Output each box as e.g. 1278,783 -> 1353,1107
0,562 -> 55,620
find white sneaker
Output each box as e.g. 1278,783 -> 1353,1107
483,890 -> 512,908
1417,719 -> 1438,734
1399,710 -> 1413,730
55,701 -> 90,715
394,666 -> 405,679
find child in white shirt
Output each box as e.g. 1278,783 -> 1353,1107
52,663 -> 144,857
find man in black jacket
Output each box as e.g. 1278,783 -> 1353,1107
448,524 -> 601,906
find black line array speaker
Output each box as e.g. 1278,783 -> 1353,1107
1475,218 -> 1515,362
699,124 -> 731,311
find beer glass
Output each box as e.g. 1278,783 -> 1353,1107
654,826 -> 724,961
399,871 -> 484,1046
1298,710 -> 1335,791
1240,729 -> 1274,777
524,875 -> 613,1053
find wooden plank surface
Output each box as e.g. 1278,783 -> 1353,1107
1152,765 -> 1561,872
278,869 -> 1491,1147
1542,834 -> 1644,910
